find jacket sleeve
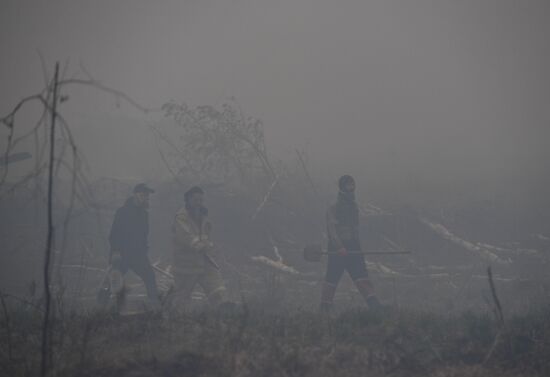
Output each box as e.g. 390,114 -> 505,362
326,206 -> 344,250
109,208 -> 125,252
173,213 -> 207,252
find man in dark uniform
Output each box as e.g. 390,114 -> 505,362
108,183 -> 160,307
320,175 -> 381,311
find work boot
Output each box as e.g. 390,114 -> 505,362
319,281 -> 337,313
354,278 -> 381,311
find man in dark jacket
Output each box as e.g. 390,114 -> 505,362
320,175 -> 381,311
109,183 -> 160,307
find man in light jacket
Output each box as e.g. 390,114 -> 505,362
171,186 -> 226,308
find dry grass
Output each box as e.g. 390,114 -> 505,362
1,299 -> 549,377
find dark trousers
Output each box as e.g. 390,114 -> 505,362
325,254 -> 369,285
113,253 -> 158,301
321,254 -> 377,309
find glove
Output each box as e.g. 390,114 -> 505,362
197,240 -> 214,253
338,247 -> 348,256
110,250 -> 122,266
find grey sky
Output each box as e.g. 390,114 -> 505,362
1,0 -> 549,203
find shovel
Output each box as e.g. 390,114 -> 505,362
303,244 -> 410,262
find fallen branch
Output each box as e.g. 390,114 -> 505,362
477,242 -> 539,256
57,264 -> 107,273
358,201 -> 392,217
250,255 -> 300,275
420,218 -> 511,264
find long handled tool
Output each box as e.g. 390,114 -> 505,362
303,244 -> 410,262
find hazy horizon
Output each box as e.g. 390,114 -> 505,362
2,0 -> 549,207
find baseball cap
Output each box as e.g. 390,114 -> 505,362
133,183 -> 155,194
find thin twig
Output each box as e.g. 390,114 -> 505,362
56,78 -> 160,113
483,266 -> 505,365
295,149 -> 318,197
0,293 -> 13,361
487,266 -> 504,325
251,176 -> 279,220
0,293 -> 43,312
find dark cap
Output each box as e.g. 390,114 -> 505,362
184,186 -> 204,202
133,183 -> 155,194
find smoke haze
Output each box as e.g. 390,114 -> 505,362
1,0 -> 549,205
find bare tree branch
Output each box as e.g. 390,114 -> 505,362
57,78 -> 160,113
41,62 -> 59,377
